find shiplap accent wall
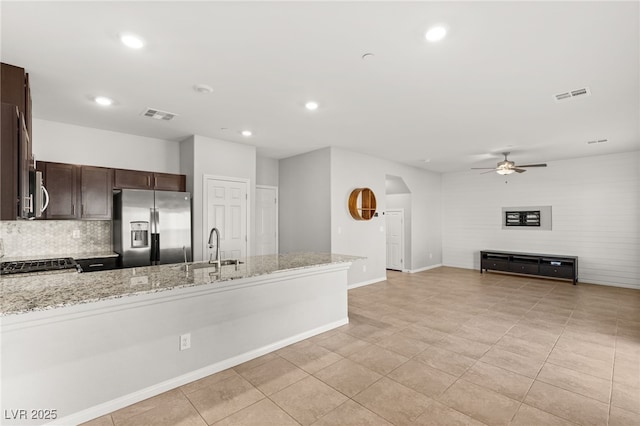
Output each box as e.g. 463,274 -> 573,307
442,151 -> 639,288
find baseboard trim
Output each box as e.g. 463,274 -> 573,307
52,317 -> 349,426
348,276 -> 387,289
409,264 -> 443,273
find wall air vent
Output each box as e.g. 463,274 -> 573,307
554,87 -> 591,102
587,138 -> 608,145
141,108 -> 178,121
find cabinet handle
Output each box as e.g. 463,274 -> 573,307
89,263 -> 104,268
72,204 -> 75,215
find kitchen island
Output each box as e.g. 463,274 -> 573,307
1,253 -> 358,425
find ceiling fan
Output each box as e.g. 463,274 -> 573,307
471,152 -> 547,175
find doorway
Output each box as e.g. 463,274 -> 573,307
256,185 -> 278,255
203,175 -> 249,260
386,209 -> 404,271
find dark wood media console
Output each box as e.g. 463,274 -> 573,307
481,250 -> 578,284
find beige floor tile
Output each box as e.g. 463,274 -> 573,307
312,400 -> 393,426
352,377 -> 433,425
269,376 -> 348,425
524,381 -> 609,426
347,344 -> 409,375
460,361 -> 533,401
412,400 -> 486,426
212,398 -> 298,426
554,335 -> 614,362
232,352 -> 280,375
388,359 -> 457,398
397,323 -> 449,344
117,396 -> 207,426
510,403 -> 576,426
452,324 -> 506,345
479,347 -> 545,379
494,334 -> 554,359
611,382 -> 640,414
374,333 -> 430,357
614,357 -> 640,388
537,362 -> 611,403
437,379 -> 520,426
432,334 -> 492,359
277,341 -> 343,374
110,388 -> 185,424
79,415 -> 113,426
414,345 -> 476,377
186,374 -> 265,424
343,322 -> 395,343
236,356 -> 308,395
314,331 -> 371,356
609,405 -> 640,426
314,358 -> 382,397
505,323 -> 560,345
546,347 -> 613,380
181,369 -> 240,395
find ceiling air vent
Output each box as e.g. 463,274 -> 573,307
554,87 -> 591,102
587,138 -> 608,145
141,108 -> 178,121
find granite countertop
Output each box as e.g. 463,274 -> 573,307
0,253 -> 360,316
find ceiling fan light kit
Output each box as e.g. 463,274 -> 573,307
472,152 -> 547,176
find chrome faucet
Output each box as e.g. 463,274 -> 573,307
207,227 -> 221,268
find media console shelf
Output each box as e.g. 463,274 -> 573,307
481,250 -> 578,284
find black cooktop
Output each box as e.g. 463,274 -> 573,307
0,257 -> 80,275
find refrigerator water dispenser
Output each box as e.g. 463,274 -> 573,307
130,221 -> 149,248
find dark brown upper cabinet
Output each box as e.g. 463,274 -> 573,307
80,166 -> 113,219
114,169 -> 185,192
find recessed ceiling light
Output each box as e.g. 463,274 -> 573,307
194,84 -> 213,94
94,96 -> 113,106
425,26 -> 447,42
305,101 -> 319,111
120,33 -> 145,49
241,130 -> 252,137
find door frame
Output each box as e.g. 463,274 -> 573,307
202,175 -> 251,260
386,208 -> 405,271
256,184 -> 279,255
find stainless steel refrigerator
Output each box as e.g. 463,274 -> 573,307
113,189 -> 192,267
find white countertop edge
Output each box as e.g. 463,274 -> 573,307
1,261 -> 353,329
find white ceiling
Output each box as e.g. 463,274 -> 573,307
2,1 -> 638,173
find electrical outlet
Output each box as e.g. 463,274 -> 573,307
362,264 -> 367,272
180,333 -> 191,351
429,253 -> 433,259
72,230 -> 80,239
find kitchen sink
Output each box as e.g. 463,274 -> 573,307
185,260 -> 244,270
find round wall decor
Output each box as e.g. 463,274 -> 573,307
348,188 -> 377,220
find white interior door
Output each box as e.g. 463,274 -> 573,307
204,177 -> 248,260
386,209 -> 404,271
256,185 -> 278,256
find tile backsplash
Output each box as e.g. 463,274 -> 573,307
0,220 -> 112,258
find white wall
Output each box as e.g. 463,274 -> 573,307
442,151 -> 640,288
256,156 -> 279,187
279,148 -> 331,253
330,148 -> 442,285
181,135 -> 256,261
32,119 -> 180,173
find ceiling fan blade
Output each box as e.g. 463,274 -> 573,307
513,168 -> 527,173
471,167 -> 497,170
480,170 -> 497,174
517,163 -> 547,168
